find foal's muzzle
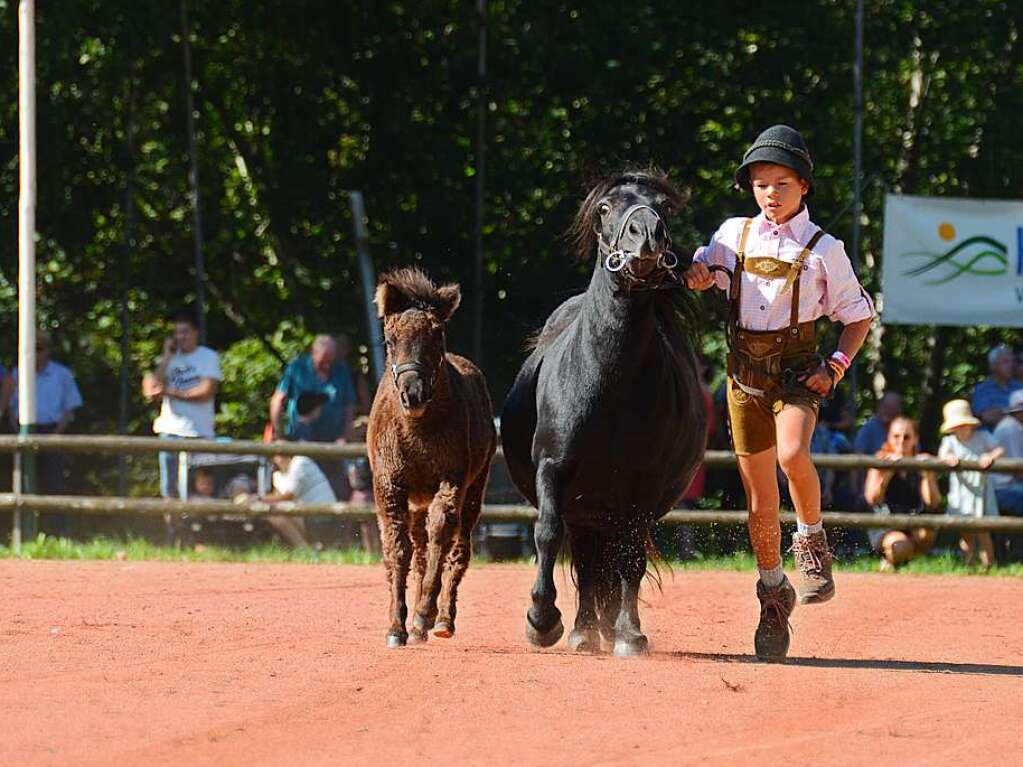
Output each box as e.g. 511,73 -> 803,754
392,361 -> 434,414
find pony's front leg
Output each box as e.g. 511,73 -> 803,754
376,485 -> 412,648
612,527 -> 648,657
435,466 -> 488,638
410,481 -> 460,642
526,458 -> 565,647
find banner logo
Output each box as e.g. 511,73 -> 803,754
901,222 -> 1008,285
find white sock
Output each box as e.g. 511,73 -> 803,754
797,518 -> 823,535
759,563 -> 784,588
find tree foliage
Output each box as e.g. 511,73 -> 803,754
0,0 -> 1021,488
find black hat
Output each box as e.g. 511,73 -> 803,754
734,125 -> 814,195
296,391 -> 328,417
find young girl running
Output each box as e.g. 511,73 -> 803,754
685,125 -> 874,660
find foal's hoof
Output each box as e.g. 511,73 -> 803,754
431,620 -> 455,639
386,633 -> 408,649
613,634 -> 649,657
408,626 -> 429,644
567,628 -> 601,653
526,614 -> 564,648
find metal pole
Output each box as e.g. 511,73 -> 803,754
15,0 -> 39,550
181,0 -> 207,343
118,79 -> 137,497
852,0 -> 863,274
850,0 -> 864,406
471,0 -> 487,365
349,192 -> 385,383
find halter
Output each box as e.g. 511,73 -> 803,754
391,360 -> 437,389
599,203 -> 679,287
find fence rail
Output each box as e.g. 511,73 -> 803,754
1,435 -> 1022,473
1,494 -> 1020,532
3,436 -> 1023,546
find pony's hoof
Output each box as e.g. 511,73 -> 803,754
431,620 -> 454,639
613,634 -> 649,657
386,633 -> 407,649
408,627 -> 429,644
526,614 -> 564,648
567,628 -> 601,653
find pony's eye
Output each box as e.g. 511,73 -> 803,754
598,202 -> 611,216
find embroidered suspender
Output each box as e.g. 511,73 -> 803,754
728,220 -> 825,336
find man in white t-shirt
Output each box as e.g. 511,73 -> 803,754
142,310 -> 222,499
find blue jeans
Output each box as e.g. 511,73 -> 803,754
158,434 -> 193,499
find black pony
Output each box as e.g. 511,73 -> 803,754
501,169 -> 706,656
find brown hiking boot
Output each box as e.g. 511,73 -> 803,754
754,576 -> 796,661
791,529 -> 835,605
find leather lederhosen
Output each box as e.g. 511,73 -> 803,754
726,218 -> 826,398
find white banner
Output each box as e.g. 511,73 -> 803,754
882,194 -> 1023,327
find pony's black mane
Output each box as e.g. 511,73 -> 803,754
529,168 -> 699,351
566,167 -> 687,263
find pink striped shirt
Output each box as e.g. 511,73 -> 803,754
694,207 -> 875,331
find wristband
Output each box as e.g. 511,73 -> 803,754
826,359 -> 846,383
830,351 -> 851,371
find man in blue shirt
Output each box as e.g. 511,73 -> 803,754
10,331 -> 84,534
972,345 -> 1023,431
269,335 -> 357,500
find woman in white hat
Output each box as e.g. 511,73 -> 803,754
938,399 -> 1004,569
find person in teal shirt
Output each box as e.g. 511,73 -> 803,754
270,335 -> 357,444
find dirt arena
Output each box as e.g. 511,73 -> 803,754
1,560 -> 1020,766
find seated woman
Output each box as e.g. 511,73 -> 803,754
865,416 -> 941,570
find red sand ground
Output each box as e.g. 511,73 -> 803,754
1,560 -> 1020,766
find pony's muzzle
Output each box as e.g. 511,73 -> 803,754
399,375 -> 430,414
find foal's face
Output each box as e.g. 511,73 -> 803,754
384,309 -> 446,417
594,183 -> 675,279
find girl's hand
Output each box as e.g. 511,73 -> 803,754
979,452 -> 997,470
944,455 -> 960,468
684,263 -> 714,291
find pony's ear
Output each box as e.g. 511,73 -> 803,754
375,281 -> 409,318
434,283 -> 462,322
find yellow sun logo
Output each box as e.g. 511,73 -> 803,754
938,222 -> 956,241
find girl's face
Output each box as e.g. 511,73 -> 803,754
887,418 -> 918,457
952,424 -> 976,443
748,162 -> 809,224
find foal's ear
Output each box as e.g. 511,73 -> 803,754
434,283 -> 462,322
375,281 -> 409,318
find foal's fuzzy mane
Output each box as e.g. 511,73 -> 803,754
377,267 -> 460,317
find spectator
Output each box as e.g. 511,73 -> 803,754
269,334 -> 357,498
1015,349 -> 1023,387
142,309 -> 222,499
971,345 -> 1022,430
192,467 -> 218,499
865,417 -> 941,570
10,330 -> 83,535
992,390 -> 1023,559
938,399 -> 1003,570
854,391 -> 903,456
237,453 -> 337,549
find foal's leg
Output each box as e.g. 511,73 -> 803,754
612,527 -> 649,657
376,483 -> 412,648
409,511 -> 428,609
567,525 -> 600,652
411,481 -> 460,641
435,467 -> 488,638
526,458 -> 565,647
